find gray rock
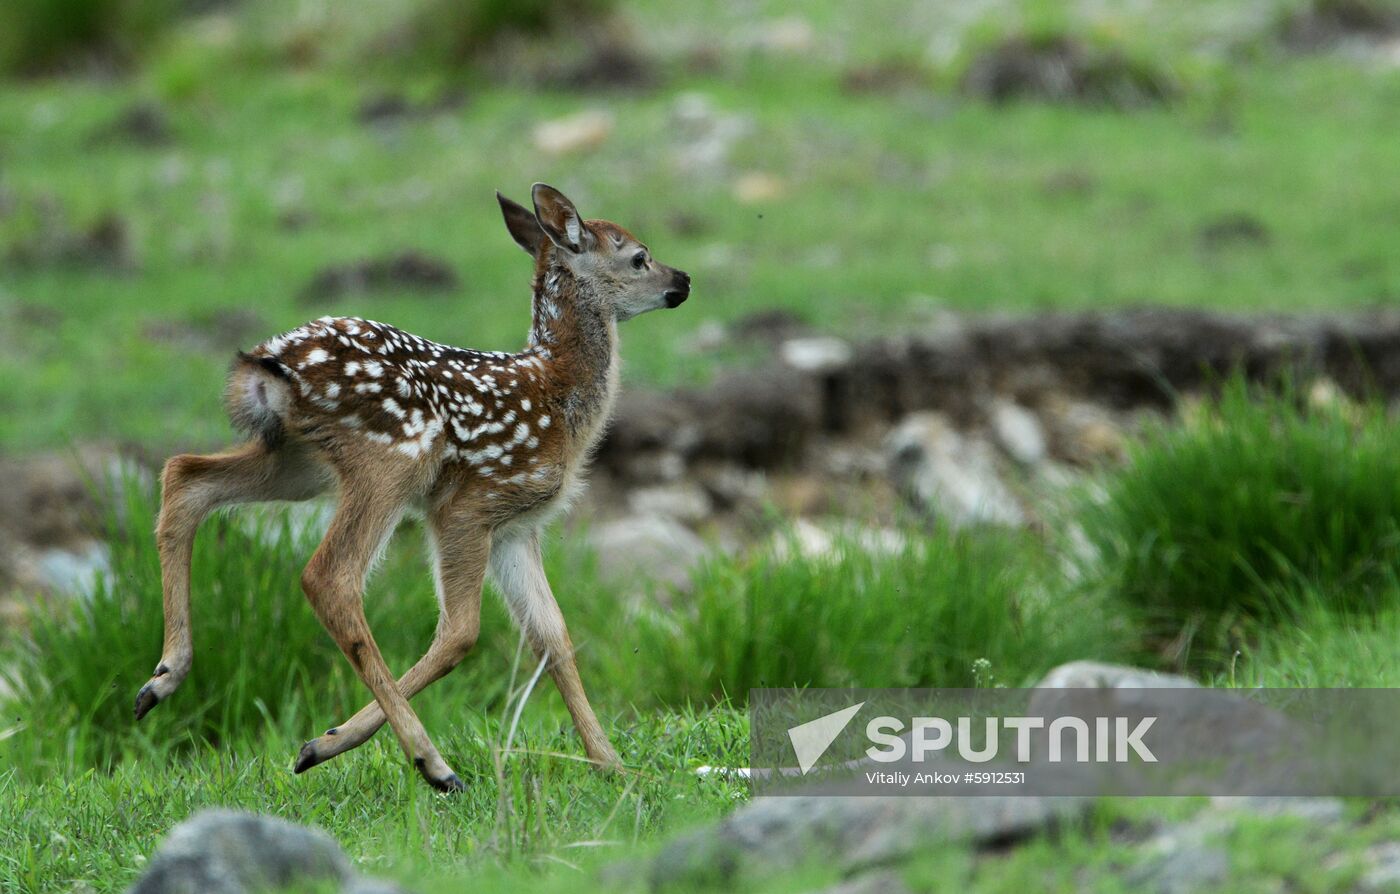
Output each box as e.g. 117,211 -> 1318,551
647,795 -> 1086,889
768,519 -> 912,563
1125,819 -> 1230,894
1031,662 -> 1308,795
781,336 -> 853,374
989,399 -> 1048,466
128,809 -> 405,894
1044,398 -> 1127,465
1035,660 -> 1199,690
808,869 -> 913,894
589,514 -> 709,591
1359,841 -> 1400,892
32,541 -> 111,598
1209,796 -> 1345,824
885,412 -> 1025,527
627,483 -> 713,524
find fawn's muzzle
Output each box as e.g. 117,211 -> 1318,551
663,270 -> 691,308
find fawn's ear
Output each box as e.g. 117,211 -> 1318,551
497,192 -> 545,255
531,183 -> 593,254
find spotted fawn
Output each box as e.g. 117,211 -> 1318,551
135,184 -> 691,791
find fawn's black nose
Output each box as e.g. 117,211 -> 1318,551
664,270 -> 691,308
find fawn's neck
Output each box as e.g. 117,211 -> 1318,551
526,256 -> 619,436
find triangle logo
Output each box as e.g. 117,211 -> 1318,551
787,702 -> 865,775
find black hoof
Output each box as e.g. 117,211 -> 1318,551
415,757 -> 466,793
133,684 -> 159,721
430,773 -> 466,793
293,740 -> 322,774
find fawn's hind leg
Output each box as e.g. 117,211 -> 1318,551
135,441 -> 327,720
295,500 -> 490,773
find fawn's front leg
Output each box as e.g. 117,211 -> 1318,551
489,528 -> 621,769
296,507 -> 490,774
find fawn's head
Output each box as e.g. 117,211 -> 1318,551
497,183 -> 691,321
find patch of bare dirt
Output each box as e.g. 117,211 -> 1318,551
1198,212 -> 1271,251
535,39 -> 658,91
356,87 -> 469,126
7,200 -> 136,271
1281,0 -> 1400,50
839,60 -> 931,95
88,101 -> 173,147
141,308 -> 267,353
298,251 -> 459,304
961,35 -> 1177,108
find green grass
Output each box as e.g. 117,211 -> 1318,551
0,706 -> 752,893
3,1 -> 1400,450
2,489 -> 1118,772
627,527 -> 1126,700
7,1 -> 1400,890
1075,380 -> 1400,666
3,454 -> 1399,890
1216,596 -> 1400,687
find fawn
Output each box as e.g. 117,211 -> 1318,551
134,184 -> 690,791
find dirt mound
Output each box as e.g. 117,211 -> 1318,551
88,101 -> 173,147
298,251 -> 459,304
1282,0 -> 1400,50
599,308 -> 1400,475
7,201 -> 135,271
141,309 -> 267,353
961,35 -> 1177,108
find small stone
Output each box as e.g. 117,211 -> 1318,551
752,18 -> 817,54
627,483 -> 713,523
1360,841 -> 1400,891
732,172 -> 785,204
1209,796 -> 1345,824
1035,661 -> 1199,690
780,336 -> 853,374
989,399 -> 1048,466
532,110 -> 614,155
811,869 -> 913,894
692,462 -> 767,510
884,412 -> 1025,528
589,514 -> 709,591
31,542 -> 111,598
769,519 -> 911,563
1125,819 -> 1231,894
1046,399 -> 1126,465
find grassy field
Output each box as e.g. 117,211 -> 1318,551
4,502 -> 1400,893
5,0 -> 1400,891
7,382 -> 1400,891
2,0 -> 1400,449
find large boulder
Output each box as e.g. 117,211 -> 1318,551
587,514 -> 710,592
128,810 -> 405,894
644,794 -> 1087,890
884,412 -> 1024,527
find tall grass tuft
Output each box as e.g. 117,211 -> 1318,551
0,485 -> 366,771
1077,378 -> 1400,664
602,529 -> 1127,704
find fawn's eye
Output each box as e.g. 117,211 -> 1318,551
631,251 -> 647,270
